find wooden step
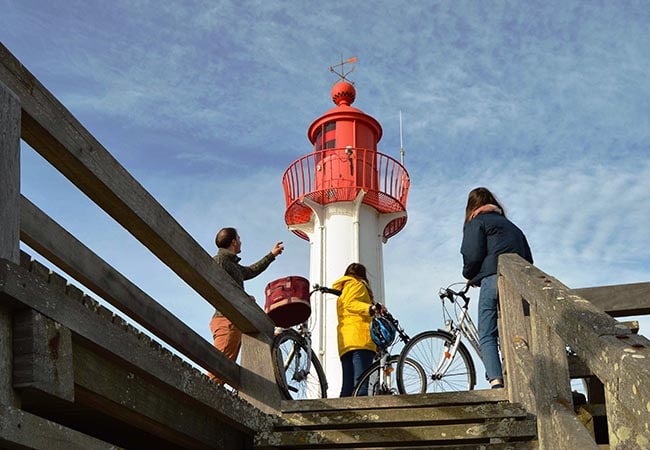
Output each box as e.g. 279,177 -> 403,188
256,420 -> 537,448
255,390 -> 537,449
279,388 -> 509,413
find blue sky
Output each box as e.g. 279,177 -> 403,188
3,1 -> 649,389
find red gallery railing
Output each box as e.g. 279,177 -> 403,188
283,147 -> 410,241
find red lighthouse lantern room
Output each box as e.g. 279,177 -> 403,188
283,80 -> 410,241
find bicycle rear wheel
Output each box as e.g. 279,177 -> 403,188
352,355 -> 426,396
397,330 -> 476,393
271,330 -> 327,400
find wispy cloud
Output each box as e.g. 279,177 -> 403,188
5,0 -> 649,377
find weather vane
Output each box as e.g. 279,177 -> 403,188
329,55 -> 357,83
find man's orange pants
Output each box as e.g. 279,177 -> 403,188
209,316 -> 242,382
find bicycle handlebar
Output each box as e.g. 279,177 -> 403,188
311,284 -> 342,296
380,310 -> 410,342
439,283 -> 471,305
310,283 -> 410,340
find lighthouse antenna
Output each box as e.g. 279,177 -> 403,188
399,110 -> 405,165
329,55 -> 358,83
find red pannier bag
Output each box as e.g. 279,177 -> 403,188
264,276 -> 311,327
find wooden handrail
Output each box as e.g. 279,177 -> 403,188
0,43 -> 281,411
498,253 -> 650,449
0,43 -> 271,336
19,196 -> 241,386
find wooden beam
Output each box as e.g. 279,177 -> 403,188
13,309 -> 74,402
0,256 -> 279,423
498,276 -> 536,412
0,80 -> 20,409
573,282 -> 650,317
499,254 -> 650,384
0,43 -> 271,335
240,332 -> 283,413
0,80 -> 20,264
19,196 -> 238,381
0,405 -> 119,450
278,403 -> 529,428
73,343 -> 250,450
545,401 -> 599,450
498,253 -> 650,448
255,420 -> 537,448
280,388 -> 507,413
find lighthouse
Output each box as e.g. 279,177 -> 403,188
281,72 -> 410,396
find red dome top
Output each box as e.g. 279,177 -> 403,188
331,81 -> 356,106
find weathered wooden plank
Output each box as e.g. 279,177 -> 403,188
255,418 -> 537,448
0,43 -> 271,336
0,405 -> 121,450
605,382 -> 650,450
0,306 -> 18,408
545,401 -> 599,450
498,275 -> 536,412
73,343 -> 251,450
529,294 -> 572,399
0,82 -> 21,407
499,253 -> 650,449
0,258 -> 279,427
0,81 -> 20,264
568,321 -> 639,379
19,197 -> 239,386
574,282 -> 650,317
528,294 -> 577,449
278,402 -> 529,429
498,254 -> 650,383
281,388 -> 508,413
240,331 -> 283,414
13,309 -> 74,401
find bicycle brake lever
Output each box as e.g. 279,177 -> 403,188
446,289 -> 456,303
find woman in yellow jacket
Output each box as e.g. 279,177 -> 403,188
331,263 -> 383,396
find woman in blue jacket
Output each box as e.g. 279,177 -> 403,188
461,187 -> 533,389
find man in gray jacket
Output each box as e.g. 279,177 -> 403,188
210,227 -> 284,371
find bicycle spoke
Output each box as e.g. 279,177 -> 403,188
272,331 -> 327,400
398,330 -> 475,393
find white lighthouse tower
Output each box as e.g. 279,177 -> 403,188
281,70 -> 410,396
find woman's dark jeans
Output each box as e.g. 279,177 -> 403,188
339,349 -> 375,396
478,274 -> 503,381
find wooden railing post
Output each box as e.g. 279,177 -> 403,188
499,254 -> 599,450
498,275 -> 535,411
240,332 -> 282,413
0,81 -> 20,264
0,81 -> 21,408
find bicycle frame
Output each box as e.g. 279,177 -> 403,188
361,312 -> 410,395
282,322 -> 313,384
283,284 -> 326,383
436,286 -> 483,375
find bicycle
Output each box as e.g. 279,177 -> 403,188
271,285 -> 329,400
352,311 -> 426,396
397,282 -> 480,393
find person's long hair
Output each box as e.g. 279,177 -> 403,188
464,187 -> 505,223
344,263 -> 374,300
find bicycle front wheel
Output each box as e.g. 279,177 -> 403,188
271,330 -> 327,400
397,330 -> 476,393
352,355 -> 426,396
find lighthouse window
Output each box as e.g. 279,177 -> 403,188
315,122 -> 336,151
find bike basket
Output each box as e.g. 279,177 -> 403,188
264,276 -> 311,327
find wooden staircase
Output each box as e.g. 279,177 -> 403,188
255,390 -> 538,449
